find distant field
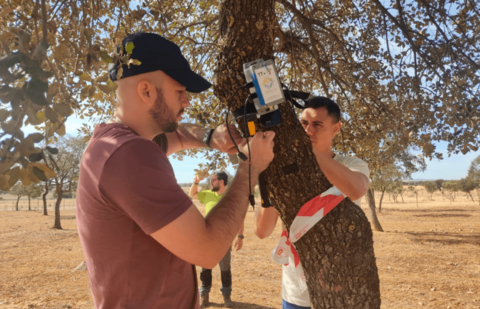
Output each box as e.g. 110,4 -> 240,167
0,188 -> 479,308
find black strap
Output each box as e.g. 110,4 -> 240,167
259,172 -> 272,208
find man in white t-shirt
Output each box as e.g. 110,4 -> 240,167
254,96 -> 370,309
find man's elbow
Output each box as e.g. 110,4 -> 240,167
254,227 -> 272,239
196,250 -> 228,269
349,183 -> 370,201
198,259 -> 218,269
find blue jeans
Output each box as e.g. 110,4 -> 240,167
282,299 -> 311,309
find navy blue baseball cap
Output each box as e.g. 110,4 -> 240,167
108,32 -> 212,93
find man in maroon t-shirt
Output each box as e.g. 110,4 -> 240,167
76,32 -> 275,309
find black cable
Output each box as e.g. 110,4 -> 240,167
243,93 -> 255,207
224,83 -> 255,207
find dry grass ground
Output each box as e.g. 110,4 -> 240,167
0,190 -> 479,309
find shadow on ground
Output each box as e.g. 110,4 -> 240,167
412,214 -> 471,218
386,208 -> 478,213
207,302 -> 277,309
403,231 -> 480,246
61,215 -> 76,220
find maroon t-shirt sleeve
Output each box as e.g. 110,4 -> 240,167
99,138 -> 192,235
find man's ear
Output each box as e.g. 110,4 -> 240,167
137,80 -> 156,105
332,121 -> 341,137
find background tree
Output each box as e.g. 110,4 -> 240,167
434,179 -> 445,200
24,183 -> 42,210
467,155 -> 480,206
369,150 -> 425,215
367,160 -> 402,231
423,181 -> 438,200
442,180 -> 460,202
408,185 -> 419,208
41,180 -> 51,215
44,136 -> 85,229
458,177 -> 477,202
9,182 -> 27,211
385,181 -> 404,204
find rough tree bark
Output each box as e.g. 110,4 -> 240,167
213,1 -> 380,307
42,181 -> 49,216
365,189 -> 384,232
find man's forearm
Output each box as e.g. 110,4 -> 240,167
238,220 -> 245,236
165,124 -> 208,155
188,183 -> 199,198
315,152 -> 369,200
204,163 -> 258,255
254,206 -> 278,239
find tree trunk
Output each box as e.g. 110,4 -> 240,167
15,196 -> 20,211
378,190 -> 385,213
365,188 -> 384,232
28,196 -> 31,211
400,193 -> 404,204
53,186 -> 62,229
477,189 -> 480,207
214,1 -> 380,307
467,192 -> 474,202
42,181 -> 49,216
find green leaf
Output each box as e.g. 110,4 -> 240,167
99,51 -> 113,63
125,42 -> 135,55
32,166 -> 48,181
46,146 -> 58,154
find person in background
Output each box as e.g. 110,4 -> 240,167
189,171 -> 245,308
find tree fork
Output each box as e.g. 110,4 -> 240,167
213,0 -> 380,307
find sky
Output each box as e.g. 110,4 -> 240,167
49,115 -> 479,184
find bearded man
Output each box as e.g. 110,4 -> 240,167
189,171 -> 245,308
76,32 -> 275,309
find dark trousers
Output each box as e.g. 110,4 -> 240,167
199,248 -> 232,296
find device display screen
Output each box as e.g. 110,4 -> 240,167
254,64 -> 284,105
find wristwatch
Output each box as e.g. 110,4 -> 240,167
202,128 -> 214,148
237,235 -> 244,239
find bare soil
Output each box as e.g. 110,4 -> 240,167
0,190 -> 479,309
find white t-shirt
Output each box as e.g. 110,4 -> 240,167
281,154 -> 370,307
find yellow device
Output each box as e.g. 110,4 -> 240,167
248,121 -> 256,136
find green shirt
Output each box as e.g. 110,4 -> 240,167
197,190 -> 223,215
